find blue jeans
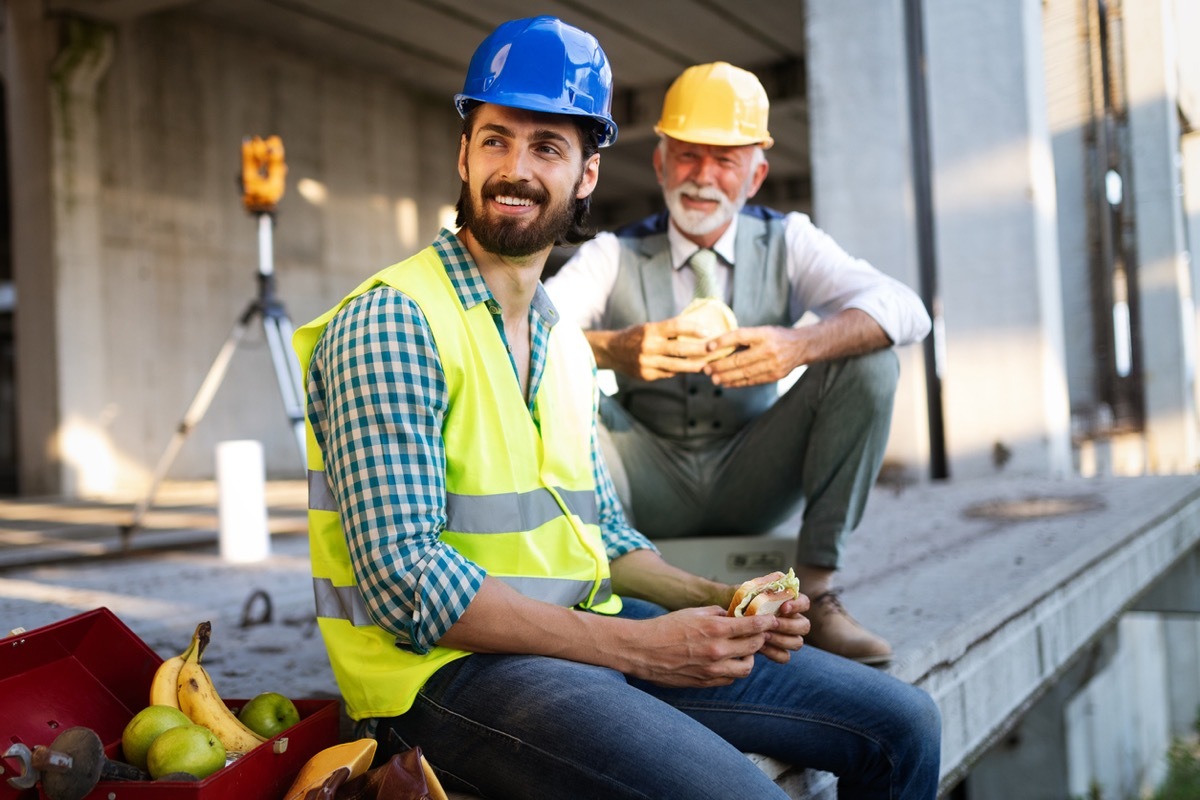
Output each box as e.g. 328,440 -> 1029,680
375,598 -> 941,799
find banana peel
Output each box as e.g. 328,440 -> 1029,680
283,738 -> 378,800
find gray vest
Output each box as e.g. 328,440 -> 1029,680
605,208 -> 792,442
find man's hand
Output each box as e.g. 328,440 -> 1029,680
616,606 -> 779,688
703,325 -> 807,388
586,319 -> 714,380
704,309 -> 892,388
756,595 -> 811,664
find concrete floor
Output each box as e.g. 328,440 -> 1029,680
2,472 -> 1199,798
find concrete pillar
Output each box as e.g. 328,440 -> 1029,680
4,3 -> 61,494
1065,614 -> 1173,798
1183,131 -> 1200,446
805,0 -> 930,483
922,0 -> 1073,478
1042,0 -> 1101,423
1162,616 -> 1200,738
1123,0 -> 1197,472
50,19 -> 116,497
966,632 -> 1117,800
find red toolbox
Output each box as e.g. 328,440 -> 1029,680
0,608 -> 340,800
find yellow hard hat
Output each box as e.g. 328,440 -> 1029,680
654,62 -> 773,149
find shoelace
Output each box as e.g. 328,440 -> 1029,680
809,588 -> 848,615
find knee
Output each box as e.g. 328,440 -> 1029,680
839,349 -> 899,408
898,685 -> 943,765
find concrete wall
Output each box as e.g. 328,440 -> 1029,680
1124,0 -> 1198,472
805,0 -> 932,484
11,1 -> 1200,498
922,0 -> 1073,479
808,0 -> 1075,480
1065,613 -> 1196,799
55,12 -> 460,496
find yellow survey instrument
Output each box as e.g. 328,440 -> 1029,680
241,135 -> 287,213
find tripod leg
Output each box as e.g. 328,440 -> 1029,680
122,314 -> 252,544
262,311 -> 308,463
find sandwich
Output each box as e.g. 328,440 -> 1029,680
676,297 -> 738,361
726,568 -> 801,617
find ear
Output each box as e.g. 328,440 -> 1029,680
652,144 -> 665,186
457,135 -> 469,183
575,153 -> 601,200
744,156 -> 770,199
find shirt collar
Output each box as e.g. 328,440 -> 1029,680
667,214 -> 739,271
430,227 -> 559,328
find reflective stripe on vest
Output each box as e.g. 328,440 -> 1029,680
313,574 -> 612,624
308,468 -> 598,531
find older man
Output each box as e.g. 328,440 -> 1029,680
546,62 -> 931,665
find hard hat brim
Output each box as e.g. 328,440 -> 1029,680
655,125 -> 773,150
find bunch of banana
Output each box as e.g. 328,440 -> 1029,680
148,622 -> 204,709
148,620 -> 267,755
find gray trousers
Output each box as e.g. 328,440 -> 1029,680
598,349 -> 900,570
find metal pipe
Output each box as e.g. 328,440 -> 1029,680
903,0 -> 949,479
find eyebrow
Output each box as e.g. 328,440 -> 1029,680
478,123 -> 573,150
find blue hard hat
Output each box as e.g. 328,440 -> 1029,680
455,16 -> 618,148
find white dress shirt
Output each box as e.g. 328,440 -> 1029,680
546,211 -> 932,347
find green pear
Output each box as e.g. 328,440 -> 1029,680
121,705 -> 191,771
146,724 -> 227,780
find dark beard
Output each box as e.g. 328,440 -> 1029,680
459,175 -> 579,258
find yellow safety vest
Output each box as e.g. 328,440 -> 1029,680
293,244 -> 620,720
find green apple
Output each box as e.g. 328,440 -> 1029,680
146,724 -> 227,780
121,705 -> 192,771
236,691 -> 300,739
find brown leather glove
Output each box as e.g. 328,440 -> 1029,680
333,746 -> 447,800
301,766 -> 350,800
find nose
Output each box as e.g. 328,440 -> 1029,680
500,146 -> 534,182
691,155 -> 719,186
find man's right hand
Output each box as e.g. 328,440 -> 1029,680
587,318 -> 716,380
612,605 -> 778,688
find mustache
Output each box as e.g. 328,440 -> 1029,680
483,179 -> 548,204
673,181 -> 728,202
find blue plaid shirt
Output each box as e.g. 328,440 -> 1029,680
306,229 -> 655,656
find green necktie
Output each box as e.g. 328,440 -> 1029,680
690,248 -> 719,299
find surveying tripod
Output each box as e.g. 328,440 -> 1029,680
121,136 -> 305,543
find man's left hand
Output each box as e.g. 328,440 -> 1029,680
702,325 -> 807,388
758,596 -> 811,663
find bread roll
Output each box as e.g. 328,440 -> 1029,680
677,297 -> 738,361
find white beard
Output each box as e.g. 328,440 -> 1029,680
663,181 -> 746,237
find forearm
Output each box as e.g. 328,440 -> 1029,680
437,577 -> 637,671
584,328 -> 628,372
790,308 -> 891,366
609,549 -> 732,611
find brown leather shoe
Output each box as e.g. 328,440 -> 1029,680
805,590 -> 893,665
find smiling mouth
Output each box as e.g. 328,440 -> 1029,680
493,195 -> 537,208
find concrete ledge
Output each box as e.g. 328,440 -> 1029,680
3,475 -> 1199,798
656,474 -> 1200,796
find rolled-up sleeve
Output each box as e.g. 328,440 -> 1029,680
308,288 -> 486,655
785,212 -> 931,346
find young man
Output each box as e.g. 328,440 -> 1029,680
546,62 -> 933,665
295,19 -> 940,799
